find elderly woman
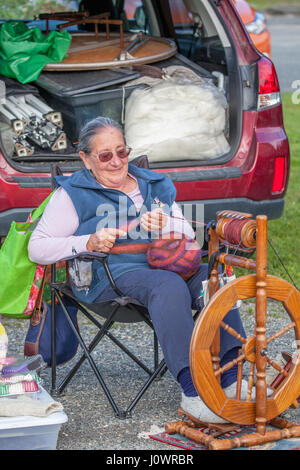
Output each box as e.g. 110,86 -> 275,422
28,116 -> 247,423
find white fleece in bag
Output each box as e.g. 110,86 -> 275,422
125,76 -> 230,163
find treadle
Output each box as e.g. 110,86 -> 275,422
166,416 -> 300,450
178,408 -> 239,437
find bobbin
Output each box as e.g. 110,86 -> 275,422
215,211 -> 256,250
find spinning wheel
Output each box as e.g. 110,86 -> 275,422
166,212 -> 300,450
190,274 -> 300,426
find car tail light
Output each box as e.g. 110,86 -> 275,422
272,156 -> 286,192
257,57 -> 281,110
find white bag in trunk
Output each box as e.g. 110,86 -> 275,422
125,72 -> 230,163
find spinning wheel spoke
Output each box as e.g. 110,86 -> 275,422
266,322 -> 296,344
265,355 -> 289,378
214,352 -> 245,377
236,349 -> 244,400
220,321 -> 247,344
247,362 -> 255,402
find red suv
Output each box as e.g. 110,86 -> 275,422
0,0 -> 289,238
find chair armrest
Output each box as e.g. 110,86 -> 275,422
59,251 -> 108,263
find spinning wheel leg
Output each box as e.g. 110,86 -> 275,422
165,420 -> 217,448
209,425 -> 300,450
255,215 -> 268,435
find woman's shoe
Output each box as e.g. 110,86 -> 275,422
181,381 -> 274,424
180,393 -> 228,424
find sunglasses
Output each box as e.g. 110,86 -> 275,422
90,146 -> 131,163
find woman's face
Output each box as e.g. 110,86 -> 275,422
79,126 -> 129,189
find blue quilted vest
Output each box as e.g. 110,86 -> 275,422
55,164 -> 176,302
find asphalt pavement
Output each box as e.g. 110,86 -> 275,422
266,13 -> 300,93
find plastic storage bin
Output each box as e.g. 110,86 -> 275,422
0,387 -> 67,450
38,84 -> 145,143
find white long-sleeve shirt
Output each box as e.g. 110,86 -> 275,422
28,176 -> 195,265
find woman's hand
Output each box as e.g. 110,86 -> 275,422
86,228 -> 127,253
140,208 -> 168,233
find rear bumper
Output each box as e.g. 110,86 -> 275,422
177,197 -> 285,225
0,208 -> 33,236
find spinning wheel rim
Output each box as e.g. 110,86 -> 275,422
190,274 -> 300,425
43,35 -> 177,71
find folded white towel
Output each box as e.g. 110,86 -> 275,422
0,394 -> 63,417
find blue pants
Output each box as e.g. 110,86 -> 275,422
96,265 -> 246,380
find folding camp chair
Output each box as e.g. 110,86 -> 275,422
49,158 -> 168,419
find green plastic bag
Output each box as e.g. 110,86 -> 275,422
0,20 -> 71,84
0,191 -> 54,319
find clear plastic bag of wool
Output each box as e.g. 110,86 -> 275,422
124,66 -> 230,163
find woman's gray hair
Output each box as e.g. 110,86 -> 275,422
77,117 -> 124,154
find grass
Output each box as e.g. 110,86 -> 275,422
249,0 -> 300,10
234,93 -> 300,289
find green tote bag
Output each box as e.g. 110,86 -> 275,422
0,191 -> 54,319
0,21 -> 71,84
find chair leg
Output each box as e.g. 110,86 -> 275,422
56,313 -> 115,395
71,301 -> 153,376
125,358 -> 168,417
50,289 -> 169,418
154,332 -> 159,369
152,331 -> 164,381
50,277 -> 57,395
54,290 -> 124,417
